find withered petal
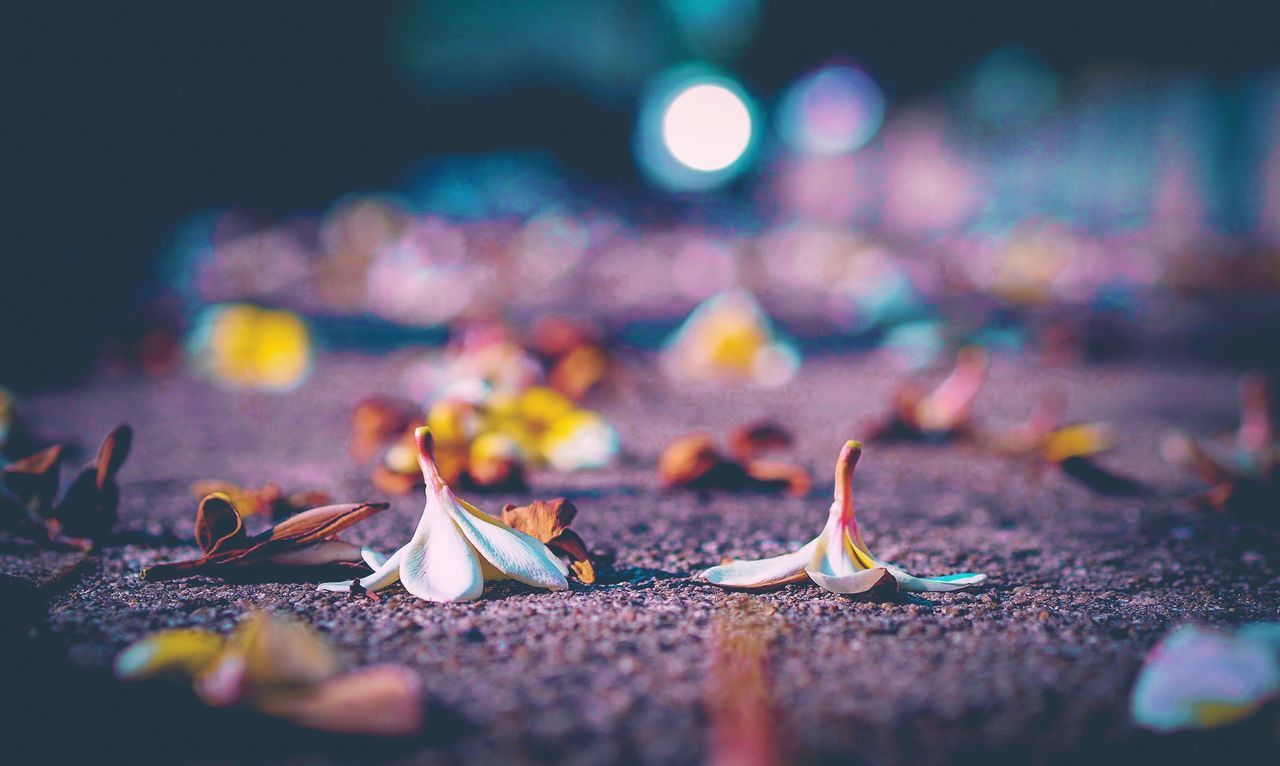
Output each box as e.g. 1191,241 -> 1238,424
2,443 -> 64,509
659,434 -> 733,488
267,502 -> 389,546
51,466 -> 117,538
94,424 -> 133,490
194,493 -> 246,555
547,529 -> 595,584
500,498 -> 576,542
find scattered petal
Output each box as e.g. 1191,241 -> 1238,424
114,628 -> 226,680
117,613 -> 425,737
1131,623 -> 1280,732
501,498 -> 598,583
142,494 -> 388,581
703,440 -> 987,596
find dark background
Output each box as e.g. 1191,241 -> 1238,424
4,1 -> 1280,386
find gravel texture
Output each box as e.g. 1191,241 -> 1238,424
2,352 -> 1278,765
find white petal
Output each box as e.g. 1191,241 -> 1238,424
446,497 -> 568,590
399,511 -> 485,603
887,566 -> 987,593
318,546 -> 404,593
701,538 -> 817,588
808,566 -> 896,594
807,512 -> 862,579
361,547 -> 387,569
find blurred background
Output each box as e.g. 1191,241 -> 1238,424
6,0 -> 1280,388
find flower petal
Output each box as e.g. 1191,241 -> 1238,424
252,665 -> 424,737
361,547 -> 387,569
318,546 -> 404,593
446,496 -> 568,590
264,539 -> 365,567
885,566 -> 987,592
807,566 -> 895,594
399,506 -> 485,602
114,628 -> 225,680
807,511 -> 862,580
702,537 -> 817,589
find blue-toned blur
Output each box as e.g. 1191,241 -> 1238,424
5,0 -> 1280,387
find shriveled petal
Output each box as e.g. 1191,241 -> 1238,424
447,495 -> 568,590
399,506 -> 485,602
265,540 -> 365,568
319,546 -> 404,593
252,665 -> 424,737
702,537 -> 817,589
807,566 -> 895,594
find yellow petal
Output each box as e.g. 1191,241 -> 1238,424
115,628 -> 225,680
228,613 -> 343,688
1041,423 -> 1116,463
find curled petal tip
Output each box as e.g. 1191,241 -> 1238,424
843,439 -> 862,453
414,426 -> 433,454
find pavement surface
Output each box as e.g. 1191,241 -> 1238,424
2,352 -> 1278,765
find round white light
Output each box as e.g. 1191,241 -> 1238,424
661,83 -> 753,172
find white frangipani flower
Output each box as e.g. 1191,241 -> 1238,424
320,427 -> 568,602
702,440 -> 987,594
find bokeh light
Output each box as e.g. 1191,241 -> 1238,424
662,84 -> 753,171
190,304 -> 312,391
777,63 -> 886,155
635,67 -> 758,192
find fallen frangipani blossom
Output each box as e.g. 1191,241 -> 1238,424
659,426 -> 810,497
0,424 -> 132,550
986,391 -> 1146,496
140,493 -> 388,581
1131,623 -> 1280,732
500,498 -> 597,584
862,347 -> 988,443
1161,373 -> 1278,516
115,612 -> 423,736
701,440 -> 986,594
190,479 -> 331,518
661,290 -> 801,389
320,427 -> 568,602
